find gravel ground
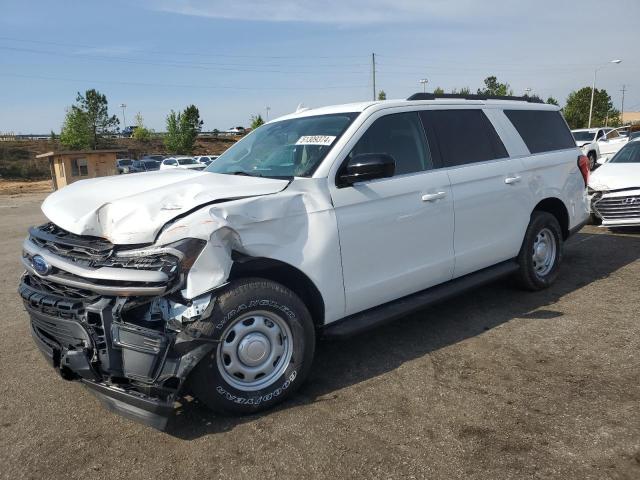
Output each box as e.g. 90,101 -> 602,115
1,192 -> 639,480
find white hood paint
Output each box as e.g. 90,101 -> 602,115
41,170 -> 289,244
589,163 -> 640,191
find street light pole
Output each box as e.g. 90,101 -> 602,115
419,78 -> 428,93
266,106 -> 271,121
588,60 -> 621,128
119,103 -> 127,129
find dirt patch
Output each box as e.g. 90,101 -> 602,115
0,179 -> 53,195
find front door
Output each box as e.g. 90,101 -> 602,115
330,111 -> 455,316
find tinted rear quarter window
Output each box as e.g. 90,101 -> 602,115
419,109 -> 508,167
504,109 -> 575,154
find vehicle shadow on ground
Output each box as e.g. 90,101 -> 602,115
165,230 -> 640,439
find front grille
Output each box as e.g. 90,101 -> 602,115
31,312 -> 92,350
30,223 -> 115,263
593,194 -> 640,220
25,273 -> 99,301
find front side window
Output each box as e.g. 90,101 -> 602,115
606,129 -> 620,140
207,113 -> 358,178
347,112 -> 432,175
420,109 -> 508,166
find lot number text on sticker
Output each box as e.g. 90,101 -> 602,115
296,135 -> 336,146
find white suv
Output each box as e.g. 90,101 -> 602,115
20,94 -> 590,429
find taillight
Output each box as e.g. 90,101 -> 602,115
577,155 -> 590,186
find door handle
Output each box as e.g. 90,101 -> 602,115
504,175 -> 522,185
421,191 -> 447,202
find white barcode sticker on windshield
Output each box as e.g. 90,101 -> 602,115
296,135 -> 336,146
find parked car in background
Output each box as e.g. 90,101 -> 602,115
589,138 -> 640,228
141,154 -> 165,162
224,126 -> 246,136
130,159 -> 161,173
596,126 -> 629,163
160,156 -> 205,171
19,94 -> 589,429
121,126 -> 138,138
572,128 -> 602,169
193,155 -> 218,166
116,158 -> 134,174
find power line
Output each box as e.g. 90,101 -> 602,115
0,45 -> 369,74
0,36 -> 366,60
0,72 -> 369,91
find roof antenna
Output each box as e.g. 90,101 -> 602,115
295,103 -> 309,113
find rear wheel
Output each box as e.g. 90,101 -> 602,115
189,278 -> 315,415
515,211 -> 563,290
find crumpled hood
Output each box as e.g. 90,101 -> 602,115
589,163 -> 640,191
42,169 -> 290,244
575,141 -> 591,147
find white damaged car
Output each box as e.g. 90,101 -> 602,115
590,138 -> 640,227
19,96 -> 589,429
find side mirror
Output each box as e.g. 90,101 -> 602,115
337,153 -> 395,187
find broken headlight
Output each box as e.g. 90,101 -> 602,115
115,238 -> 207,279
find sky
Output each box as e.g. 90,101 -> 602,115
1,0 -> 639,133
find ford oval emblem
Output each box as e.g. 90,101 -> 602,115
31,255 -> 51,276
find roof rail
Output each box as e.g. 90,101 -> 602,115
406,92 -> 544,103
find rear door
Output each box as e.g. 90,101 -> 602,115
419,108 -> 532,277
330,110 -> 455,315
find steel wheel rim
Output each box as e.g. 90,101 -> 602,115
216,310 -> 293,391
532,227 -> 557,277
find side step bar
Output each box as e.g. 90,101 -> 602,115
323,260 -> 519,339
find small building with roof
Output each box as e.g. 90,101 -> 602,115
36,149 -> 126,190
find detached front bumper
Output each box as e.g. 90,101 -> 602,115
21,276 -> 215,430
19,224 -> 218,430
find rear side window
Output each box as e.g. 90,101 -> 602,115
504,110 -> 575,154
419,109 -> 508,167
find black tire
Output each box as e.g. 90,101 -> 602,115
189,278 -> 315,415
515,211 -> 563,291
588,152 -> 597,170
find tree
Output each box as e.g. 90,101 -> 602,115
59,89 -> 119,150
377,90 -> 387,100
75,89 -> 119,149
163,105 -> 203,154
451,87 -> 471,95
546,96 -> 559,106
164,110 -> 182,154
60,107 -> 92,150
131,112 -> 152,142
251,114 -> 265,129
433,87 -> 445,95
477,76 -> 513,96
563,87 -> 619,129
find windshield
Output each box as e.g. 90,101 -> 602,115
572,131 -> 596,142
177,158 -> 197,165
144,161 -> 160,169
206,112 -> 358,178
609,141 -> 640,163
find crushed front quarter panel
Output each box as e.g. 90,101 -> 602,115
157,177 -> 346,323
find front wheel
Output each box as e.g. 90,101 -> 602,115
189,278 -> 315,415
515,211 -> 563,291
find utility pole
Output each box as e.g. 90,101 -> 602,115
266,106 -> 271,121
620,85 -> 627,125
372,53 -> 376,101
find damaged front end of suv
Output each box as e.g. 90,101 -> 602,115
20,222 -> 220,430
